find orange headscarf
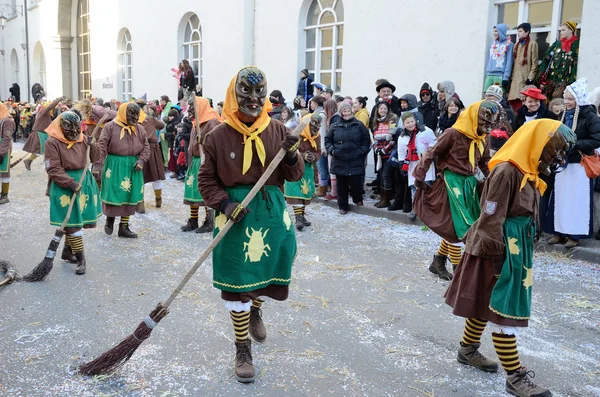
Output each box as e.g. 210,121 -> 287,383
300,114 -> 320,150
0,103 -> 8,120
45,113 -> 85,149
115,102 -> 137,140
222,66 -> 273,174
194,96 -> 223,125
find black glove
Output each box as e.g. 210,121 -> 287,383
492,255 -> 506,277
133,160 -> 143,171
414,179 -> 430,192
69,181 -> 82,194
304,152 -> 316,162
222,201 -> 251,223
87,136 -> 95,146
502,80 -> 510,91
281,135 -> 300,163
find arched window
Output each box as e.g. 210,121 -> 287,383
180,13 -> 202,90
118,29 -> 133,101
10,49 -> 19,89
33,42 -> 46,90
304,0 -> 344,92
77,0 -> 92,99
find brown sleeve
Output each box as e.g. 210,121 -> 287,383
154,118 -> 165,130
198,131 -> 229,210
313,137 -> 322,162
136,126 -> 151,163
0,119 -> 15,155
413,128 -> 453,181
200,118 -> 220,145
46,97 -> 63,112
466,166 -> 514,257
44,140 -> 75,188
279,126 -> 304,182
479,140 -> 492,177
96,123 -> 111,165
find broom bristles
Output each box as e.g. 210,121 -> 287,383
22,230 -> 64,282
79,303 -> 169,375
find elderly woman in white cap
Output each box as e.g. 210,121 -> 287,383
545,78 -> 600,247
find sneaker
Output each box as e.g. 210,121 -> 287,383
457,343 -> 499,373
506,368 -> 552,397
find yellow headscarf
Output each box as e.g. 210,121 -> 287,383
300,114 -> 319,150
489,119 -> 564,195
45,113 -> 85,149
0,102 -> 8,120
222,67 -> 273,174
452,100 -> 488,170
115,102 -> 138,140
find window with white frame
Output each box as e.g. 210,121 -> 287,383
304,0 -> 344,92
118,29 -> 133,102
77,0 -> 92,99
495,0 -> 583,61
181,14 -> 202,91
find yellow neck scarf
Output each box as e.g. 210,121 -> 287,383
452,100 -> 488,170
45,114 -> 84,149
489,119 -> 565,195
222,67 -> 273,174
115,103 -> 138,140
300,114 -> 319,150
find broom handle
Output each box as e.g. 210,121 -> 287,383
10,153 -> 29,168
164,117 -> 311,308
58,114 -> 109,232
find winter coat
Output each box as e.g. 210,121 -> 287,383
437,111 -> 460,134
296,75 -> 314,102
561,105 -> 600,164
165,113 -> 183,148
325,117 -> 371,176
369,95 -> 401,128
355,108 -> 370,128
181,69 -> 196,91
485,24 -> 514,81
508,38 -> 539,101
417,83 -> 439,131
398,94 -> 425,126
513,103 -> 557,131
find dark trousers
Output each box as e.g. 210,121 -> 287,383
336,174 -> 363,211
393,170 -> 412,210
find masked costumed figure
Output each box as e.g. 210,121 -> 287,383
181,96 -> 222,233
97,103 -> 150,238
0,103 -> 16,204
445,119 -> 576,397
23,96 -> 65,170
137,102 -> 166,213
284,113 -> 321,230
413,101 -> 501,280
44,111 -> 102,274
198,66 -> 304,383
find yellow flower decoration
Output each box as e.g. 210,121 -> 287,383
59,194 -> 71,208
120,177 -> 132,192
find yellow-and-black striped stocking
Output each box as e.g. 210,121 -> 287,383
461,318 -> 488,345
492,332 -> 521,374
66,235 -> 84,254
252,299 -> 264,309
437,239 -> 449,257
448,244 -> 462,267
120,216 -> 130,225
230,310 -> 250,342
190,207 -> 199,219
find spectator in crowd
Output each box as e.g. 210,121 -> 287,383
370,80 -> 401,127
352,96 -> 370,128
546,78 -> 600,248
323,88 -> 334,101
437,97 -> 464,135
537,21 -> 579,101
437,80 -> 460,115
159,95 -> 174,168
513,87 -> 557,131
268,90 -> 286,120
484,85 -> 515,152
325,102 -> 371,215
371,101 -> 398,208
312,82 -> 326,97
174,118 -> 192,181
296,69 -> 314,103
216,101 -> 224,116
418,83 -> 439,131
399,93 -> 425,126
508,23 -> 539,111
323,99 -> 341,200
293,96 -> 307,111
334,95 -> 344,104
164,108 -> 182,177
310,96 -> 328,197
280,106 -> 298,130
484,24 -> 514,93
549,98 -> 565,116
180,59 -> 196,101
344,96 -> 353,105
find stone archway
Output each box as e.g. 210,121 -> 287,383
55,0 -> 74,98
32,41 -> 46,90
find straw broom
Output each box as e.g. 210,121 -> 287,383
78,115 -> 313,376
22,115 -> 109,282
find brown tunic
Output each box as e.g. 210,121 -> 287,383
445,162 -> 538,327
184,118 -> 221,206
88,106 -> 117,172
286,135 -> 322,205
141,117 -> 166,183
24,97 -> 62,154
97,120 -> 150,217
198,119 -> 304,302
0,117 -> 15,178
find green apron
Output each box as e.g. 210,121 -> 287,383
444,170 -> 480,240
0,137 -> 9,173
183,156 -> 203,203
38,131 -> 49,155
160,139 -> 169,168
489,216 -> 535,320
212,185 -> 296,293
284,161 -> 314,200
49,169 -> 102,227
100,154 -> 144,206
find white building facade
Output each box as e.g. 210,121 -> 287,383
0,0 -> 596,109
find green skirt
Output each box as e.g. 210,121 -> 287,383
183,156 -> 203,203
284,161 -> 315,200
489,217 -> 535,320
101,154 -> 144,206
160,139 -> 169,167
49,169 -> 102,227
38,131 -> 49,155
212,185 -> 296,293
0,146 -> 9,173
444,170 -> 480,240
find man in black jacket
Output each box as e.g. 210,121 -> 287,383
296,69 -> 313,103
417,83 -> 439,131
369,80 -> 401,127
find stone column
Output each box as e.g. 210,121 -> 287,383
51,35 -> 74,99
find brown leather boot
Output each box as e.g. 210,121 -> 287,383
104,217 -> 115,235
429,254 -> 453,280
316,186 -> 327,197
61,243 -> 77,264
23,158 -> 32,171
196,209 -> 214,233
249,306 -> 267,342
457,343 -> 499,373
136,202 -> 146,214
0,193 -> 9,205
118,223 -> 138,238
181,218 -> 199,232
75,251 -> 86,275
234,339 -> 255,383
374,190 -> 392,208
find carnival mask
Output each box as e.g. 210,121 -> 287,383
60,111 -> 82,141
236,67 -> 267,118
538,125 -> 576,176
126,103 -> 141,125
309,114 -> 321,136
477,101 -> 501,136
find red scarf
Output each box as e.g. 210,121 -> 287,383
514,36 -> 530,66
560,35 -> 577,52
401,129 -> 420,173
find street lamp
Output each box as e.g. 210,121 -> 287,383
0,4 -> 23,30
